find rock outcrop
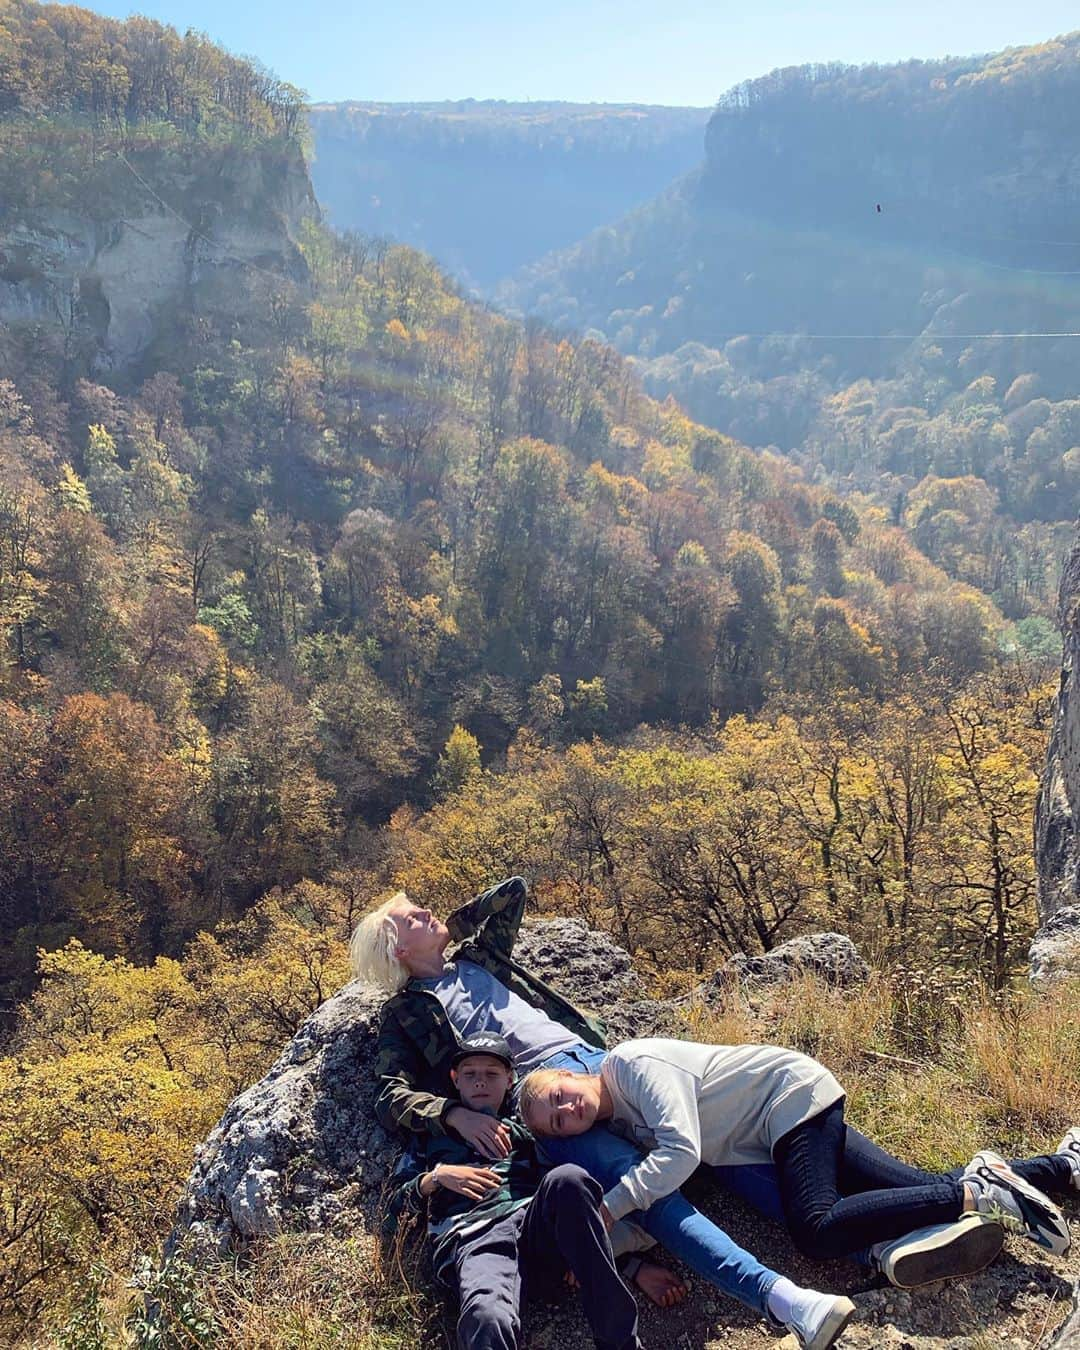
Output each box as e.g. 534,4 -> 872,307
168,918 -> 680,1258
1055,1289 -> 1080,1349
699,931 -> 870,995
1030,906 -> 1080,986
1033,527 -> 1080,980
0,141 -> 315,371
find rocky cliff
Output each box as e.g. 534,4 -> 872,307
1032,526 -> 1080,983
308,101 -> 709,292
0,140 -> 316,372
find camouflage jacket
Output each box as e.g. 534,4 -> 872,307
373,875 -> 607,1137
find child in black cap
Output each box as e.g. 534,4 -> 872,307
388,1031 -> 642,1350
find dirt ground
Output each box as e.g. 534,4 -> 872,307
521,1185 -> 1079,1350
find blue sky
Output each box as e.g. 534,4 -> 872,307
83,0 -> 1080,105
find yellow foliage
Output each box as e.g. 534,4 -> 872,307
0,900 -> 353,1337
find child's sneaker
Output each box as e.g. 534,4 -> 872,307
964,1150 -> 1070,1255
870,1214 -> 1005,1288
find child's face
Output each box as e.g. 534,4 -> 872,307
451,1054 -> 513,1112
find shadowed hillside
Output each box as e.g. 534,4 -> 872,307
505,36 -> 1080,549
308,100 -> 710,288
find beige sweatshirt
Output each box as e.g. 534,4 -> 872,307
600,1037 -> 844,1222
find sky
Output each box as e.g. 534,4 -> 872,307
82,0 -> 1080,106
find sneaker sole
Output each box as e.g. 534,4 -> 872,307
1057,1132 -> 1080,1193
971,1153 -> 1071,1256
805,1296 -> 856,1350
886,1218 -> 1005,1288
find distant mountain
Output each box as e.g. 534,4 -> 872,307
502,37 -> 1080,527
307,100 -> 710,289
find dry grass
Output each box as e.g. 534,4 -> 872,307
195,1231 -> 436,1350
682,972 -> 1080,1172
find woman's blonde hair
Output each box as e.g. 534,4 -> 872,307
517,1067 -> 569,1134
349,892 -> 410,992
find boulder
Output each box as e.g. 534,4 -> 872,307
698,931 -> 870,996
1029,905 -> 1080,986
167,918 -> 679,1258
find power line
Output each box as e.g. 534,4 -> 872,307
934,242 -> 1080,276
671,331 -> 1080,342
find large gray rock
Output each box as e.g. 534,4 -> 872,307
700,931 -> 870,995
168,918 -> 678,1258
1035,529 -> 1080,925
1029,905 -> 1080,985
1053,1284 -> 1080,1348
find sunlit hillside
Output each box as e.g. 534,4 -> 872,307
505,37 -> 1080,567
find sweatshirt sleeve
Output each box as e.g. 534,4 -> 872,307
602,1054 -> 704,1222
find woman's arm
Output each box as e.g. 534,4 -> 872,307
373,1009 -> 458,1136
446,875 -> 528,958
602,1055 -> 704,1222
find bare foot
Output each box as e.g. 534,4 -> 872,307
633,1261 -> 689,1308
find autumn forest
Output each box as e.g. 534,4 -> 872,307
0,3 -> 1077,1345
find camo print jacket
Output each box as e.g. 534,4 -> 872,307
373,875 -> 607,1138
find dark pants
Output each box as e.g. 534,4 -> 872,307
774,1100 -> 1075,1260
452,1164 -> 639,1350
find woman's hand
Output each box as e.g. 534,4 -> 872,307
445,1106 -> 512,1158
432,1164 -> 502,1200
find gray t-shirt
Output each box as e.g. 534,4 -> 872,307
418,960 -> 584,1072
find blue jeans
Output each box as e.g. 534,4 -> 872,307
537,1047 -> 780,1316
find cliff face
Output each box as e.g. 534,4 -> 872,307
1035,531 -> 1080,919
1032,526 -> 1080,983
0,140 -> 316,372
308,101 -> 709,291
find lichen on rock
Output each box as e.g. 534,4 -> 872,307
1033,525 -> 1080,984
699,931 -> 870,994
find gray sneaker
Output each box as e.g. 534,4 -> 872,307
963,1150 -> 1070,1256
1057,1128 -> 1080,1192
870,1214 -> 1004,1288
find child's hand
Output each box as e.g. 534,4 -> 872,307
434,1164 -> 502,1200
445,1106 -> 512,1158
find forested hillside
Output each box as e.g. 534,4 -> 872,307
0,8 -> 1075,1346
505,36 -> 1080,579
308,100 -> 709,288
0,3 -> 1027,1007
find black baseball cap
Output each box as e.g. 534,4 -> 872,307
450,1033 -> 514,1070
